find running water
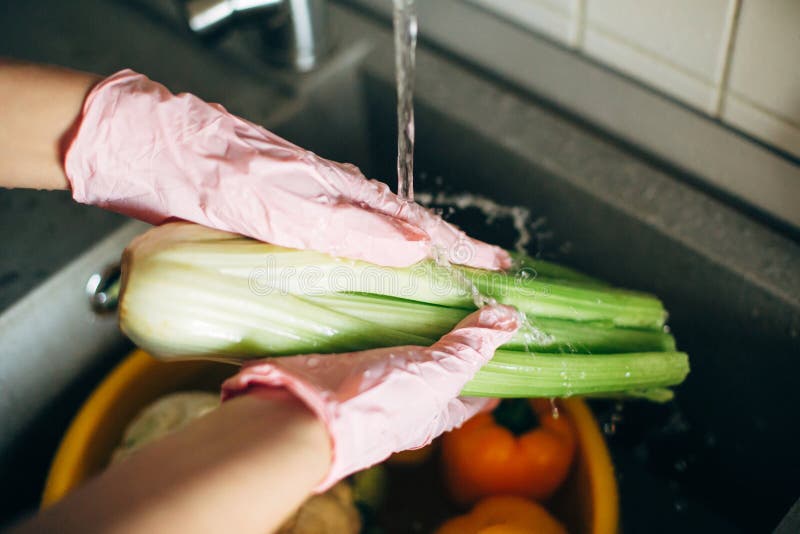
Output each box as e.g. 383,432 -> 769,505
391,5 -> 555,353
393,0 -> 417,201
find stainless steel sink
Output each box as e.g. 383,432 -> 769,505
1,1 -> 798,531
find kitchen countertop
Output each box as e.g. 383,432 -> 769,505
0,191 -> 126,314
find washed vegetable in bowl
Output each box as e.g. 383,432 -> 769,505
442,399 -> 577,506
119,222 -> 689,399
43,350 -> 618,533
110,391 -> 369,534
436,496 -> 567,534
109,393 -> 577,534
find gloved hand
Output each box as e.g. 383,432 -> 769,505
221,304 -> 520,491
64,69 -> 510,270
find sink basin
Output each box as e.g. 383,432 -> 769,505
1,0 -> 798,531
41,349 -> 618,534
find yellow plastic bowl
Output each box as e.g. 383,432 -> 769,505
42,349 -> 619,533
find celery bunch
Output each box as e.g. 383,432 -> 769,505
119,223 -> 689,399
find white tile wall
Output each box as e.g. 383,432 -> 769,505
582,0 -> 736,114
467,0 -> 581,46
723,95 -> 800,159
466,0 -> 800,159
585,1 -> 733,80
722,0 -> 800,157
581,28 -> 720,112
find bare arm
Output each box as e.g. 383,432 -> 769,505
0,60 -> 98,190
2,62 -> 332,532
13,393 -> 331,534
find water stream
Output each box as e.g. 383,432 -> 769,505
393,0 -> 417,201
392,5 -> 556,361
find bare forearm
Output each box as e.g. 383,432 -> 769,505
0,59 -> 98,190
14,393 -> 331,534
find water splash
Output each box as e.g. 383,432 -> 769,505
416,191 -> 533,253
517,311 -> 556,348
431,245 -> 495,309
420,191 -> 554,354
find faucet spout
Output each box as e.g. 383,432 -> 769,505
185,0 -> 329,72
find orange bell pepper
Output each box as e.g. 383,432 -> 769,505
436,495 -> 567,534
442,399 -> 576,505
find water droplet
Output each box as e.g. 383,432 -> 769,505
674,459 -> 688,473
549,398 -> 560,419
673,498 -> 688,513
624,371 -> 631,378
601,402 -> 625,436
306,357 -> 319,368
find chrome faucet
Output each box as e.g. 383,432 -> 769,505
185,0 -> 329,72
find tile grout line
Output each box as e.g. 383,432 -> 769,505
714,0 -> 743,117
573,0 -> 587,49
528,0 -> 573,19
469,0 -> 573,21
727,89 -> 800,131
466,0 -> 577,46
583,22 -> 717,87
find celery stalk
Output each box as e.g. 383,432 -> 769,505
304,293 -> 676,354
461,350 -> 689,397
120,223 -> 690,399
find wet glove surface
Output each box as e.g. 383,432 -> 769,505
64,70 -> 510,270
222,305 -> 519,491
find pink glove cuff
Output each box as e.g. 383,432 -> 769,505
222,305 -> 519,491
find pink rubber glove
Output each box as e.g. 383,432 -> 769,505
221,304 -> 519,491
64,69 -> 510,270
